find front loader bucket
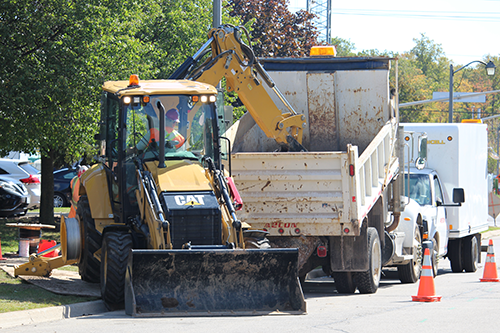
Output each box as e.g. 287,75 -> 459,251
125,248 -> 306,316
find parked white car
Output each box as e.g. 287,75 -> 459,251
0,159 -> 41,209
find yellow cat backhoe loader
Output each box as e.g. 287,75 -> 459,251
15,75 -> 305,316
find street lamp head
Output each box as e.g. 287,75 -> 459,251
486,60 -> 496,76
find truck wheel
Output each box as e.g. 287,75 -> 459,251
431,238 -> 439,277
448,238 -> 463,273
462,235 -> 479,272
398,227 -> 422,283
357,228 -> 382,294
77,195 -> 102,283
100,230 -> 133,311
333,272 -> 356,293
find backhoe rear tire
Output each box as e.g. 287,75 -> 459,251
77,195 -> 102,283
356,228 -> 382,294
100,230 -> 133,311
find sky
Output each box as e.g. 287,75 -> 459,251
289,0 -> 500,66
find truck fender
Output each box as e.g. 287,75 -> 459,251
397,198 -> 422,248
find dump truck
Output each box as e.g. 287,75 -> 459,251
15,75 -> 306,316
224,55 -> 407,293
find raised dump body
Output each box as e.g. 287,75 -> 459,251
227,57 -> 402,293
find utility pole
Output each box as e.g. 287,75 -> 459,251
213,0 -> 221,28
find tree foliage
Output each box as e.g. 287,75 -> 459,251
0,0 -> 237,222
227,0 -> 319,57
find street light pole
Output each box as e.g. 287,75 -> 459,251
448,60 -> 496,123
449,64 -> 454,123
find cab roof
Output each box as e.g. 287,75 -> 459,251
102,79 -> 217,96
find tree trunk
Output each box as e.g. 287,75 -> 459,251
39,150 -> 55,225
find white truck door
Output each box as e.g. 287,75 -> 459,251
433,175 -> 448,256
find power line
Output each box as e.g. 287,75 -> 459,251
331,9 -> 500,22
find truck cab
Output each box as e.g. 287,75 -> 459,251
395,167 -> 450,277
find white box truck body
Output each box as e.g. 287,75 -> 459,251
401,122 -> 488,272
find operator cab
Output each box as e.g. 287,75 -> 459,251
98,75 -> 222,222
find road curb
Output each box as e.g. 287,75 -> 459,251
0,300 -> 108,329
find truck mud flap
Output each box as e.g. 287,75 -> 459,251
125,248 -> 306,316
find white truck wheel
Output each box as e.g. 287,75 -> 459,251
357,228 -> 382,294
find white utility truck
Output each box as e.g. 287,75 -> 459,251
400,122 -> 488,273
226,56 -> 426,293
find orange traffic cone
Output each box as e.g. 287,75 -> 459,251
412,248 -> 442,302
480,239 -> 500,282
0,237 -> 5,261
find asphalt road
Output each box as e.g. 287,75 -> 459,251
3,234 -> 500,333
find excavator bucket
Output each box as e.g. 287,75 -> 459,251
125,248 -> 306,316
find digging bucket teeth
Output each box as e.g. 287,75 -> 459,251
125,248 -> 306,316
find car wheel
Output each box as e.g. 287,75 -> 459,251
54,193 -> 66,208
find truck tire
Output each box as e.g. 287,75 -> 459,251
448,238 -> 463,273
462,235 -> 479,272
398,227 -> 422,283
77,195 -> 102,283
333,272 -> 356,293
357,228 -> 382,294
431,238 -> 439,277
100,230 -> 133,311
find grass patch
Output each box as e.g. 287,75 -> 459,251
0,211 -> 96,313
0,216 -> 61,254
0,270 -> 98,313
481,226 -> 500,234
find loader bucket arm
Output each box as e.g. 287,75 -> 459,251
125,248 -> 306,316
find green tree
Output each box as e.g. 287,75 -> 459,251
0,0 -> 243,224
331,37 -> 356,57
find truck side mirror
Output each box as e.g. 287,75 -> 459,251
416,134 -> 427,170
453,188 -> 465,204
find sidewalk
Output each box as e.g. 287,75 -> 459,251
0,300 -> 108,329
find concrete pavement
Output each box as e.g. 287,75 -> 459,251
1,228 -> 500,329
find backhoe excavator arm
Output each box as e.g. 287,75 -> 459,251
170,24 -> 306,151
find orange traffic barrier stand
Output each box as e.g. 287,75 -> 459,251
412,247 -> 442,302
480,239 -> 500,282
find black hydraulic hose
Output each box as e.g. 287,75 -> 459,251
156,101 -> 165,168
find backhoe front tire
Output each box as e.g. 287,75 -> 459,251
100,231 -> 133,311
77,195 -> 102,283
356,228 -> 382,294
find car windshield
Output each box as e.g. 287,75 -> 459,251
405,173 -> 431,206
125,94 -> 216,162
